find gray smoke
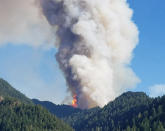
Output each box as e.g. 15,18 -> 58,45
39,0 -> 140,108
0,0 -> 140,109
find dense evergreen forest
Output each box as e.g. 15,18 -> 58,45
62,92 -> 165,131
35,92 -> 165,131
0,79 -> 32,104
0,79 -> 73,131
1,78 -> 165,131
32,99 -> 81,118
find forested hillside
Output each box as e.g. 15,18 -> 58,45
35,91 -> 165,131
63,92 -> 165,131
0,78 -> 74,131
32,99 -> 81,118
2,78 -> 165,131
0,79 -> 32,104
0,98 -> 73,131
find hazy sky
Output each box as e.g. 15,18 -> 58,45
0,0 -> 165,104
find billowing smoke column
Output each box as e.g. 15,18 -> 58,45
40,0 -> 140,109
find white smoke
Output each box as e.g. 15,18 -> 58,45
40,0 -> 140,108
0,0 -> 54,48
0,0 -> 140,108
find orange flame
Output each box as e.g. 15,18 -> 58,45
72,94 -> 78,108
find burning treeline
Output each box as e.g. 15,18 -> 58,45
0,0 -> 140,109
72,94 -> 78,108
39,0 -> 140,109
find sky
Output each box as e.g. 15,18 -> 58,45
0,0 -> 165,104
128,0 -> 165,94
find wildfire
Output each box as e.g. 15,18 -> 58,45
72,94 -> 78,108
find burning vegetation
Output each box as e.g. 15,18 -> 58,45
72,94 -> 78,108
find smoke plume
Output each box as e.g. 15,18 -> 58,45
0,0 -> 140,108
39,0 -> 140,108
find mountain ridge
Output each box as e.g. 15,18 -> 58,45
0,78 -> 74,131
1,78 -> 165,131
32,98 -> 82,118
0,78 -> 32,104
33,91 -> 165,131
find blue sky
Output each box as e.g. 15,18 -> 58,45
0,45 -> 67,103
0,0 -> 165,104
128,0 -> 165,93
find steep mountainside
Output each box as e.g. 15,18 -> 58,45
63,92 -> 153,131
63,92 -> 165,131
0,78 -> 74,131
34,91 -> 165,131
0,79 -> 32,104
0,97 -> 73,131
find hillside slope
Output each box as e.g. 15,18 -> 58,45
34,91 -> 165,131
63,92 -> 153,131
0,97 -> 74,131
63,92 -> 165,131
0,78 -> 74,131
0,79 -> 32,104
32,99 -> 81,118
